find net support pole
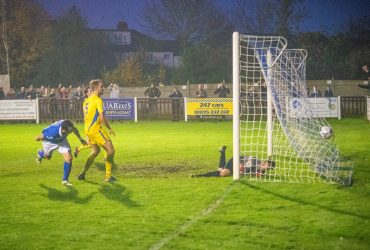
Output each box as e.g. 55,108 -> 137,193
232,32 -> 240,180
134,97 -> 138,122
267,50 -> 273,157
184,97 -> 188,122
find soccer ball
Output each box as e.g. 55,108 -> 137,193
320,126 -> 333,139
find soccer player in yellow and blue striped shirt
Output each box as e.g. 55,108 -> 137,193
78,79 -> 116,182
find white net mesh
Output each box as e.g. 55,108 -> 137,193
237,34 -> 342,183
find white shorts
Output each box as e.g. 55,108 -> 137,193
42,139 -> 71,157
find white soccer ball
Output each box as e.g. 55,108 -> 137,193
320,126 -> 333,139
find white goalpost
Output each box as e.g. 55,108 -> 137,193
232,32 -> 352,184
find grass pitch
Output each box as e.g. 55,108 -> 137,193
0,119 -> 369,249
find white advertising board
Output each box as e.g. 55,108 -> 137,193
0,100 -> 37,120
290,97 -> 339,118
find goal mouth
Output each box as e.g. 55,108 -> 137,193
233,32 -> 351,184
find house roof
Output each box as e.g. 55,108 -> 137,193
94,28 -> 181,55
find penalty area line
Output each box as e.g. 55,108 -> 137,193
149,182 -> 235,250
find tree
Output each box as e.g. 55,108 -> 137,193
296,32 -> 331,79
121,55 -> 144,86
2,0 -> 51,87
232,0 -> 307,39
142,0 -> 232,49
341,16 -> 370,79
32,6 -> 115,86
102,53 -> 170,87
296,16 -> 370,80
174,44 -> 231,83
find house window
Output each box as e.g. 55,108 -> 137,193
163,54 -> 170,60
115,33 -> 123,43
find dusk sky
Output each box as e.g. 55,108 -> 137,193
39,0 -> 370,33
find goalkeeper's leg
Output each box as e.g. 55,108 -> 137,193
218,145 -> 227,171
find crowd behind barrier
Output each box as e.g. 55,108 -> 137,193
0,82 -> 368,123
0,83 -> 342,100
3,95 -> 365,123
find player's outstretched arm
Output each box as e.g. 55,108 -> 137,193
35,134 -> 44,141
72,127 -> 87,145
99,112 -> 115,136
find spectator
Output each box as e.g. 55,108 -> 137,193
324,86 -> 334,97
27,85 -> 37,100
144,83 -> 161,98
17,86 -> 28,99
214,82 -> 230,97
169,87 -> 183,121
144,84 -> 161,116
358,64 -> 370,90
58,84 -> 72,98
5,88 -> 16,99
309,86 -> 318,97
49,88 -> 56,98
37,85 -> 48,98
362,64 -> 370,81
73,87 -> 84,100
168,87 -> 183,98
194,84 -> 207,98
0,87 -> 5,100
108,83 -> 120,98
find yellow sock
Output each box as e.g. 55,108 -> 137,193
105,160 -> 112,179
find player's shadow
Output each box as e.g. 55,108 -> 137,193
39,184 -> 96,204
99,183 -> 140,208
242,181 -> 370,220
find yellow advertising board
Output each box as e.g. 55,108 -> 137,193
186,98 -> 233,116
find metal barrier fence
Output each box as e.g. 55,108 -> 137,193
340,96 -> 366,117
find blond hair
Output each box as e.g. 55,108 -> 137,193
89,79 -> 102,91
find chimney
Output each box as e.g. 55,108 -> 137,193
117,21 -> 128,30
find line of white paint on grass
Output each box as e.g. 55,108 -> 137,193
149,182 -> 235,250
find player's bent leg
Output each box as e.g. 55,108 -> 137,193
74,144 -> 92,158
78,144 -> 100,180
36,143 -> 56,164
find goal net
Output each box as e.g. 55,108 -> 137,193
232,33 -> 349,184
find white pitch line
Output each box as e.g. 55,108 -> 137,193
149,182 -> 235,250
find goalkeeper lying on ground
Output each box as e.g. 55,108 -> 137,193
192,146 -> 275,177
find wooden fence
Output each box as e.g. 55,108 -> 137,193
340,96 -> 366,117
38,98 -> 84,123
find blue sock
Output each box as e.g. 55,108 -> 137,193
63,162 -> 72,181
38,150 -> 44,158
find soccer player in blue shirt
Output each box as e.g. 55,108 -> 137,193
35,120 -> 87,186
